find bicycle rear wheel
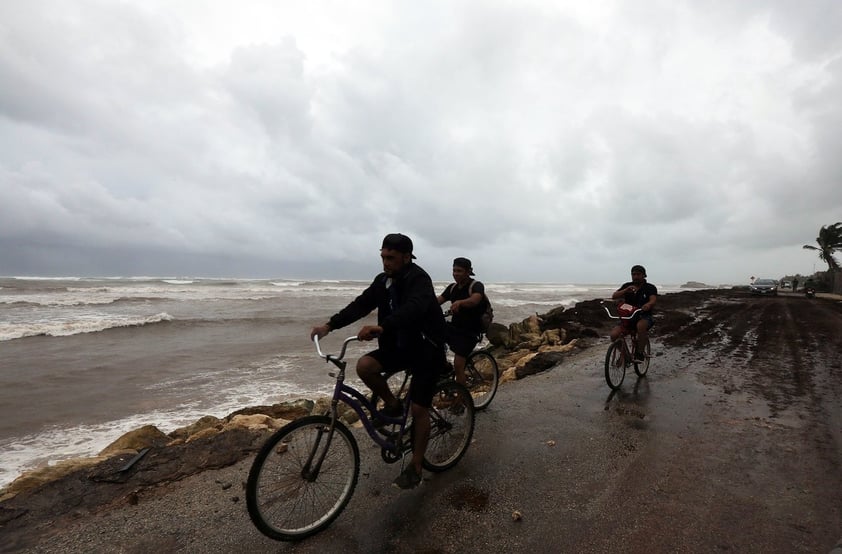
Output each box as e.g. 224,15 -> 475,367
633,338 -> 651,377
423,381 -> 475,472
246,415 -> 359,541
604,340 -> 626,390
465,350 -> 499,410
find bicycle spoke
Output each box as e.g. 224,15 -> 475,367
423,382 -> 475,472
604,341 -> 626,389
634,338 -> 651,377
247,416 -> 359,541
465,351 -> 498,410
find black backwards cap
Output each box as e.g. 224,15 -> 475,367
381,233 -> 416,259
631,264 -> 646,275
453,257 -> 475,276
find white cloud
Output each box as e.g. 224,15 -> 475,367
1,0 -> 840,284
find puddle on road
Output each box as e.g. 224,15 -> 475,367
448,484 -> 489,512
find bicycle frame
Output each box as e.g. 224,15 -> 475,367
314,336 -> 414,453
615,333 -> 636,365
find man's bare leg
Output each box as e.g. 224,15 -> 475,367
636,319 -> 649,355
409,402 -> 429,474
357,355 -> 400,410
453,354 -> 467,385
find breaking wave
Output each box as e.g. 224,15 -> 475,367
0,313 -> 174,341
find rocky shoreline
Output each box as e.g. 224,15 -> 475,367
0,289 -> 729,535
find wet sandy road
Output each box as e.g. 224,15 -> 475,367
8,292 -> 842,553
278,292 -> 842,552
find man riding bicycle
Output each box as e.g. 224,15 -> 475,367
309,233 -> 446,490
610,264 -> 657,361
437,257 -> 487,386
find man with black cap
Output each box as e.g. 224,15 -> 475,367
310,233 -> 446,490
610,264 -> 658,361
437,257 -> 488,385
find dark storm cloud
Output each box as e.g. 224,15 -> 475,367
1,0 -> 840,284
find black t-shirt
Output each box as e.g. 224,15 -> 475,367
440,279 -> 486,333
617,281 -> 658,310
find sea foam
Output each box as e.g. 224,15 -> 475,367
0,312 -> 174,341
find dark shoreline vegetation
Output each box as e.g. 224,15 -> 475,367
0,288 -> 752,504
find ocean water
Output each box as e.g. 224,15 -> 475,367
0,276 -> 686,487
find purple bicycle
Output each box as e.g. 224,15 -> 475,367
246,335 -> 475,541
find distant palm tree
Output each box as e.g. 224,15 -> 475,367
803,222 -> 842,271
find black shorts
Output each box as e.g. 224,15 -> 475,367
629,312 -> 655,329
445,324 -> 480,357
365,341 -> 445,409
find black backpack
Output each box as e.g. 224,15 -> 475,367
468,281 -> 494,333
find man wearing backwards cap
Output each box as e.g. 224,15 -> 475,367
610,264 -> 658,362
310,233 -> 446,490
437,257 -> 487,385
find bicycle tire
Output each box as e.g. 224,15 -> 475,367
246,415 -> 359,541
633,337 -> 651,377
465,350 -> 499,410
604,340 -> 626,390
423,381 -> 475,472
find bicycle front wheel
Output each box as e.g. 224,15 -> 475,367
246,415 -> 359,541
633,338 -> 651,377
465,350 -> 499,410
604,340 -> 626,390
423,381 -> 475,472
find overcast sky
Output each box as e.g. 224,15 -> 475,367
1,1 -> 840,285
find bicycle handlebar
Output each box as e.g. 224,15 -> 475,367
313,335 -> 360,362
600,300 -> 643,320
